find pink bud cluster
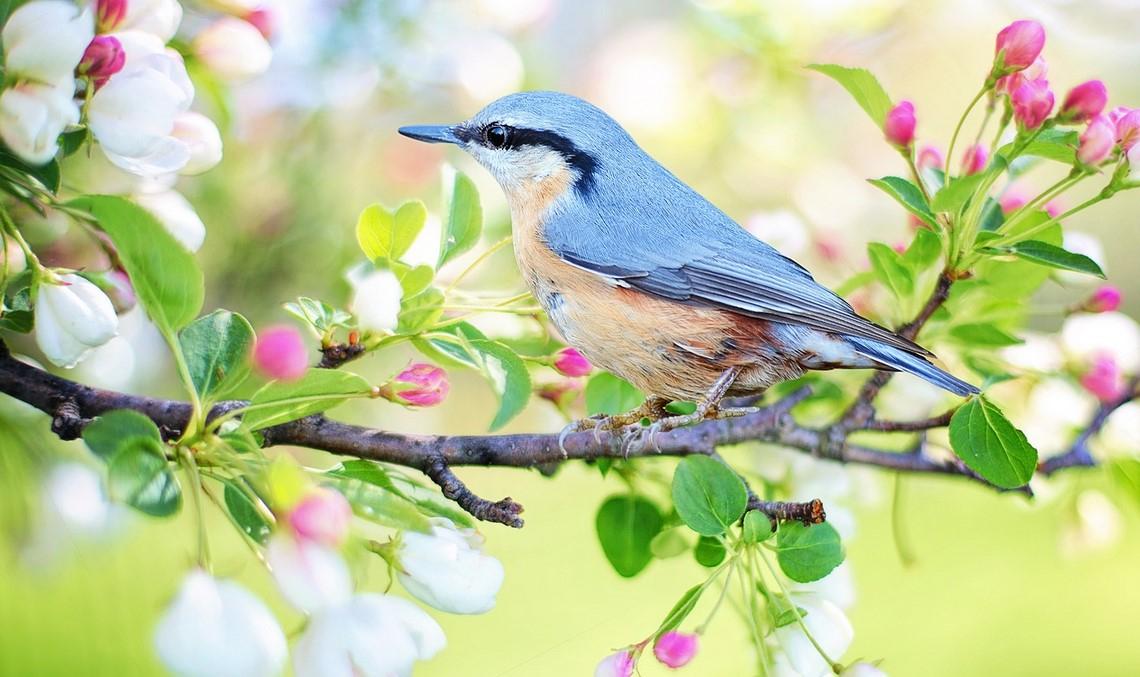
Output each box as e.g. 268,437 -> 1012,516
1080,354 -> 1128,403
595,631 -> 700,675
552,347 -> 592,377
1080,286 -> 1122,314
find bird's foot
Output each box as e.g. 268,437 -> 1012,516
557,396 -> 672,457
619,401 -> 759,454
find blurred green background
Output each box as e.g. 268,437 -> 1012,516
4,0 -> 1140,674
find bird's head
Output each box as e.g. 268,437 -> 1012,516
399,91 -> 635,201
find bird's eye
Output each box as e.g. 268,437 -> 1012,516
484,125 -> 510,149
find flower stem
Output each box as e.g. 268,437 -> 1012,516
945,86 -> 991,189
758,548 -> 840,673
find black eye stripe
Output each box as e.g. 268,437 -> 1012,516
467,123 -> 599,196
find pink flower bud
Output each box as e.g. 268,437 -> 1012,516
1077,115 -> 1115,165
1080,354 -> 1128,403
883,100 -> 916,149
1045,200 -> 1063,217
916,145 -> 944,172
1059,80 -> 1107,123
77,36 -> 125,89
996,56 -> 1048,94
1011,79 -> 1054,130
994,20 -> 1046,72
288,487 -> 352,547
537,379 -> 583,413
654,631 -> 699,669
1084,285 -> 1122,313
85,269 -> 137,314
595,651 -> 635,677
961,143 -> 988,175
1112,108 -> 1140,153
384,363 -> 450,407
553,347 -> 592,377
253,325 -> 310,381
244,6 -> 277,41
999,189 -> 1028,215
96,0 -> 128,33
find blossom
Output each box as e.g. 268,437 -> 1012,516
883,101 -> 915,149
1011,79 -> 1053,130
192,17 -> 273,82
96,0 -> 128,33
842,663 -> 889,676
553,347 -> 592,377
86,269 -> 137,314
244,6 -> 277,41
0,80 -> 80,165
773,597 -> 854,677
35,273 -> 119,368
382,363 -> 450,407
118,0 -> 183,41
1059,80 -> 1107,123
1129,144 -> 1140,184
395,517 -> 505,614
595,651 -> 636,677
153,570 -> 287,677
253,325 -> 309,381
916,145 -> 943,172
267,534 -> 353,614
133,190 -> 207,251
1111,107 -> 1140,153
960,144 -> 988,175
1077,115 -> 1115,165
1060,311 -> 1140,373
351,269 -> 403,332
2,1 -> 94,83
996,56 -> 1047,95
78,36 -> 126,89
994,20 -> 1045,72
1079,354 -> 1128,403
654,631 -> 698,668
288,487 -> 352,547
293,594 -> 446,677
171,111 -> 224,175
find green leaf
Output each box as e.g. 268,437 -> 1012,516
284,297 -> 352,334
356,201 -> 428,263
107,438 -> 182,517
806,64 -> 893,127
867,242 -> 914,299
222,480 -> 272,544
694,535 -> 727,567
0,147 -> 61,193
179,310 -> 255,403
997,128 -> 1079,167
992,240 -> 1105,278
67,195 -> 203,334
595,495 -> 664,578
585,372 -> 644,416
414,322 -> 489,369
776,521 -> 845,583
649,527 -> 691,559
83,409 -> 162,462
868,176 -> 936,228
947,323 -> 1024,348
396,288 -> 444,334
328,459 -> 401,495
949,396 -> 1037,489
672,455 -> 748,536
396,263 -> 435,299
242,369 -> 372,430
468,339 -> 531,430
901,227 -> 942,271
392,201 -> 427,261
658,585 -> 703,638
438,171 -> 483,268
0,308 -> 32,333
742,510 -> 775,543
931,173 -> 985,215
325,475 -> 431,532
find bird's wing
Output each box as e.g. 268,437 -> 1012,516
545,177 -> 929,357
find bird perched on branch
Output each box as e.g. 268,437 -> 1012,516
400,91 -> 977,443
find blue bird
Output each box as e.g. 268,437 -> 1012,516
400,91 -> 977,437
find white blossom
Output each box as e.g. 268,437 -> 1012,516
153,570 -> 287,677
267,534 -> 352,614
2,1 -> 93,83
1060,312 -> 1140,373
395,518 -> 505,614
119,0 -> 183,41
773,596 -> 854,677
133,189 -> 207,252
0,79 -> 80,165
351,269 -> 403,333
193,17 -> 273,82
171,111 -> 223,175
35,273 -> 119,368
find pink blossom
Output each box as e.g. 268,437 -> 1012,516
1077,115 -> 1115,165
883,100 -> 916,149
553,347 -> 592,377
384,363 -> 450,407
916,145 -> 944,172
244,6 -> 277,41
1045,200 -> 1063,218
96,0 -> 127,33
1080,354 -> 1128,403
289,488 -> 352,547
1059,81 -> 1108,123
999,189 -> 1029,215
595,651 -> 635,677
994,20 -> 1046,72
654,631 -> 699,669
1084,286 -> 1122,313
1112,108 -> 1140,153
1011,79 -> 1054,129
253,325 -> 309,381
961,144 -> 988,175
996,56 -> 1048,94
77,35 -> 124,89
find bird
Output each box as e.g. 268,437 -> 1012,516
399,91 -> 978,443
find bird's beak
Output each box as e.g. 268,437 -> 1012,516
398,125 -> 461,145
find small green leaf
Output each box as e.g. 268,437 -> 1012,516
868,176 -> 936,228
326,475 -> 431,532
0,147 -> 61,193
396,263 -> 435,300
327,459 -> 401,495
107,438 -> 182,517
931,173 -> 985,215
776,522 -> 845,583
996,128 -> 1079,167
771,603 -> 809,628
672,455 -> 748,536
585,372 -> 644,416
694,535 -> 727,567
657,585 -> 703,638
867,242 -> 914,299
392,201 -> 427,261
0,308 -> 32,332
219,426 -> 261,454
414,322 -> 489,369
900,227 -> 942,271
742,510 -> 775,543
595,495 -> 664,578
949,396 -> 1037,489
67,195 -> 203,334
397,288 -> 444,334
438,171 -> 483,268
649,527 -> 691,559
355,204 -> 394,262
222,480 -> 272,544
179,310 -> 255,403
83,409 -> 162,462
998,240 -> 1105,278
284,297 -> 352,334
468,339 -> 531,430
806,64 -> 893,127
947,323 -> 1024,348
242,369 -> 372,430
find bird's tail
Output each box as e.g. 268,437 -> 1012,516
846,336 -> 979,397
